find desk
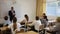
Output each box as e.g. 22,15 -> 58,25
17,31 -> 38,34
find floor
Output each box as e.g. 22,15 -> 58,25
17,31 -> 38,34
16,29 -> 50,34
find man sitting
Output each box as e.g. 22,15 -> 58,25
28,16 -> 43,32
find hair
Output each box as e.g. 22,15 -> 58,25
13,17 -> 17,23
24,14 -> 29,21
43,13 -> 46,16
11,7 -> 14,10
4,16 -> 8,20
56,17 -> 60,22
36,16 -> 39,20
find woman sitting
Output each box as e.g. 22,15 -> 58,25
7,17 -> 21,34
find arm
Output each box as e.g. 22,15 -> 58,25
46,16 -> 48,21
20,19 -> 28,25
13,11 -> 16,17
27,21 -> 35,26
8,24 -> 12,28
20,20 -> 26,23
16,23 -> 21,32
13,11 -> 15,13
39,24 -> 44,30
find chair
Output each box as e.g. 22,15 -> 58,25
20,25 -> 26,32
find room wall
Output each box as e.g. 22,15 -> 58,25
0,0 -> 36,22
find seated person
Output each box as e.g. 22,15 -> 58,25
40,17 -> 47,27
7,17 -> 21,34
20,14 -> 29,25
3,16 -> 11,26
40,16 -> 47,34
42,13 -> 48,21
20,14 -> 30,32
47,17 -> 60,34
28,16 -> 42,32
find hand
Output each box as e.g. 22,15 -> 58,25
49,26 -> 53,32
39,24 -> 44,30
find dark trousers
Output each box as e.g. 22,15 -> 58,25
29,26 -> 38,32
47,30 -> 56,34
10,17 -> 13,22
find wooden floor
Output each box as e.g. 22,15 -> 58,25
0,27 -> 51,34
16,30 -> 50,34
17,31 -> 38,34
16,31 -> 51,34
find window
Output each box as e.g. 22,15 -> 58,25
46,0 -> 60,16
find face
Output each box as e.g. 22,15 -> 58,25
11,7 -> 14,10
43,13 -> 46,16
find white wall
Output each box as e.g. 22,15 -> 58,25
0,0 -> 36,22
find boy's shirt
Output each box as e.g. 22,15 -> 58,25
4,20 -> 11,25
32,20 -> 42,31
